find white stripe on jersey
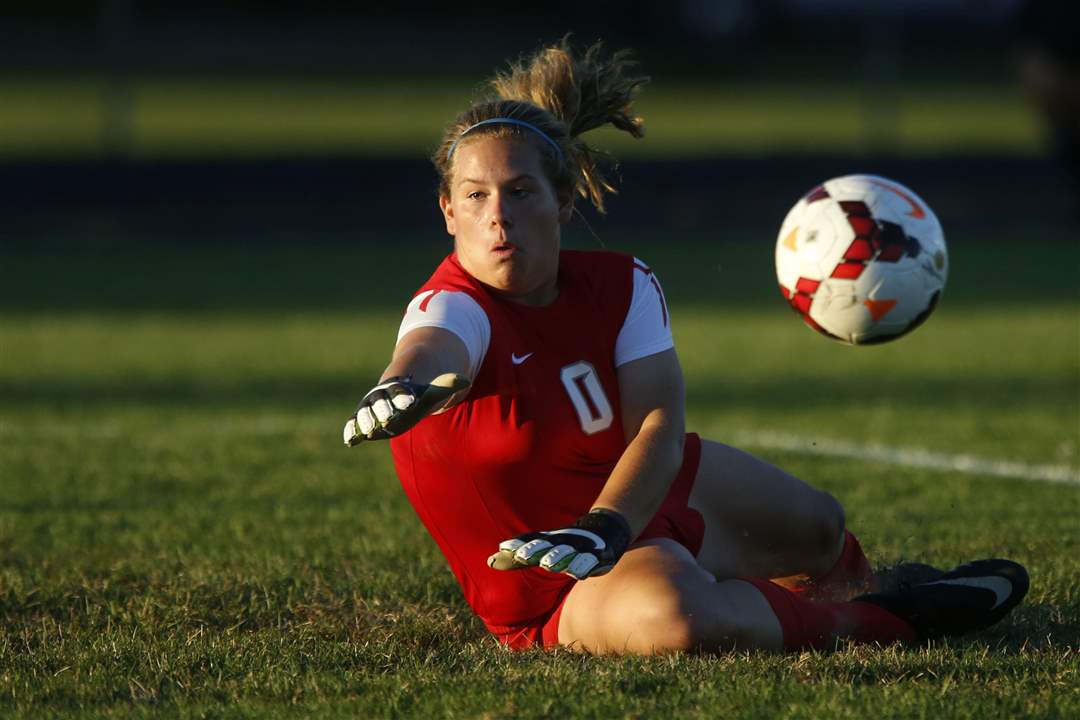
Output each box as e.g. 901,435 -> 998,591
614,258 -> 675,367
397,289 -> 491,379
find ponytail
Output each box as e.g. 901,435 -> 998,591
433,37 -> 648,214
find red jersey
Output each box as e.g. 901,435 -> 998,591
389,250 -> 668,637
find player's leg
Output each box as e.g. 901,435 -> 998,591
555,537 -> 915,654
688,439 -> 872,596
557,538 -> 783,653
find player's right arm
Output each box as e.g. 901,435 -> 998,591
343,288 -> 490,446
382,325 -> 472,388
343,327 -> 472,445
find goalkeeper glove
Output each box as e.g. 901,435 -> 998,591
487,509 -> 633,580
343,372 -> 469,445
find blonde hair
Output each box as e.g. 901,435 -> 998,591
433,37 -> 648,214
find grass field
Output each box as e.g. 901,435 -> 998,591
1,231 -> 1077,718
0,75 -> 1043,158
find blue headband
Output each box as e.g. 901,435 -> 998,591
446,118 -> 564,163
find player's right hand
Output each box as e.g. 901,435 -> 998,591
343,373 -> 470,446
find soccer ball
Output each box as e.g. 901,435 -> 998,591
775,174 -> 947,345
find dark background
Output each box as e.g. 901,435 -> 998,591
1,0 -> 1077,242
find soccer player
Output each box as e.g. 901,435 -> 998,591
343,39 -> 1028,653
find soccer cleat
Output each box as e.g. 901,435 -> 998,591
854,559 -> 1029,639
873,561 -> 945,595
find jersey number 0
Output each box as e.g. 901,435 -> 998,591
560,361 -> 614,435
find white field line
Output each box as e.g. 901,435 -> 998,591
731,430 -> 1080,486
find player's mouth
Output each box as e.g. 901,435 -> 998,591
491,242 -> 518,258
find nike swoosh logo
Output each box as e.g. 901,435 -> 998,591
867,177 -> 927,219
511,352 -> 534,365
925,576 -> 1013,609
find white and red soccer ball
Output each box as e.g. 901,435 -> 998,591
775,174 -> 947,345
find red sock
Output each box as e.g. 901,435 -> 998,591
818,530 -> 874,588
787,530 -> 875,599
745,577 -> 916,651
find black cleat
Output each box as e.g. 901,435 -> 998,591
874,561 -> 945,594
854,559 -> 1029,639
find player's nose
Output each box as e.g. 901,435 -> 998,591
488,193 -> 514,229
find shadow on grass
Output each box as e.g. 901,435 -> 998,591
2,235 -> 1078,313
1,372 -> 1070,414
989,602 -> 1080,650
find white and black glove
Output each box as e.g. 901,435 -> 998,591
343,373 -> 470,446
487,509 -> 633,580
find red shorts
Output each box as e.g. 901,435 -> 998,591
494,432 -> 705,650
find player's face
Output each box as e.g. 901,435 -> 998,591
440,136 -> 572,306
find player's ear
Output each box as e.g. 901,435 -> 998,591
439,194 -> 457,236
557,189 -> 574,225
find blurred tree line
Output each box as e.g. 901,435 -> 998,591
2,0 -> 1026,78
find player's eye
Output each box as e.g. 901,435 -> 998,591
466,191 -> 486,201
510,187 -> 531,198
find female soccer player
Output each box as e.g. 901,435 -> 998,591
343,39 -> 1028,653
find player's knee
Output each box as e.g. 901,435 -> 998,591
808,490 -> 845,568
626,585 -> 703,654
634,603 -> 700,654
634,586 -> 768,653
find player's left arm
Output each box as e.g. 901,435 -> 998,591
487,349 -> 685,579
592,347 -> 686,533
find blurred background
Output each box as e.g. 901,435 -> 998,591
1,0 -> 1078,249
2,6 -> 1077,712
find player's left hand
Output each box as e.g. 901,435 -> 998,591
486,509 -> 633,580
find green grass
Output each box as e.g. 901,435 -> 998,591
0,76 -> 1044,158
1,232 -> 1078,717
